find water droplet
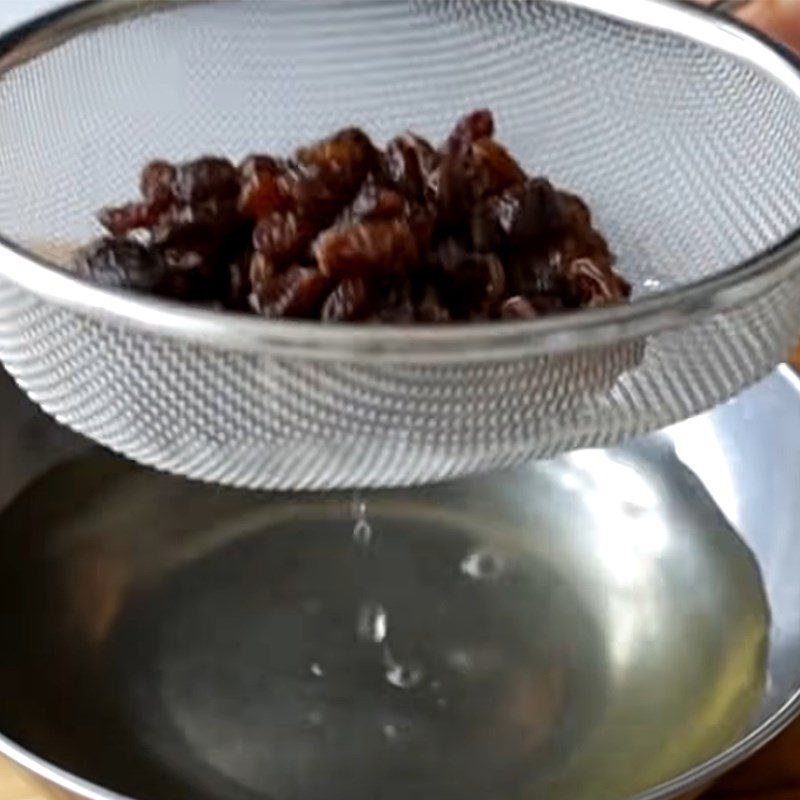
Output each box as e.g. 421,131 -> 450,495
357,602 -> 387,643
436,697 -> 448,709
383,723 -> 399,740
350,492 -> 367,520
386,660 -> 425,690
461,550 -> 505,581
305,710 -> 324,729
353,518 -> 373,547
310,662 -> 324,678
643,277 -> 662,292
446,649 -> 474,674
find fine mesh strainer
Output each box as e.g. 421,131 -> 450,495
0,0 -> 799,490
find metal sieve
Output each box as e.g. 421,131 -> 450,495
0,0 -> 799,490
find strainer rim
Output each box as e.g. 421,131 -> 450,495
0,0 -> 799,363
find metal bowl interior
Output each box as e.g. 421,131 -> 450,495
0,368 -> 800,800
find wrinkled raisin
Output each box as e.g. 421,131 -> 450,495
447,109 -> 495,152
297,128 -> 377,197
508,178 -> 567,250
322,277 -> 372,321
437,148 -> 484,232
174,157 -> 239,205
251,265 -> 331,319
472,138 -> 526,197
74,109 -> 629,324
253,211 -> 316,266
438,251 -> 506,319
98,202 -> 164,237
226,252 -> 252,311
501,296 -> 537,320
416,286 -> 451,323
238,155 -> 289,218
315,219 -> 420,280
563,258 -> 630,308
383,133 -> 440,202
342,176 -> 408,224
73,238 -> 165,293
140,160 -> 177,204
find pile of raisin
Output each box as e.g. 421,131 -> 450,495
72,110 -> 631,322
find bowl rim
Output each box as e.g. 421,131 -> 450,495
2,689 -> 799,800
0,0 -> 798,363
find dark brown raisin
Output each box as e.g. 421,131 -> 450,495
98,202 -> 166,237
321,277 -> 372,321
415,286 -> 451,323
436,148 -> 484,233
72,238 -> 165,293
249,251 -> 277,298
501,296 -> 538,320
383,133 -> 440,202
447,109 -> 495,152
253,211 -> 316,266
297,127 -> 377,192
529,293 -> 566,314
348,177 -> 408,222
238,155 -> 289,218
252,265 -> 331,319
471,191 -> 522,252
562,258 -> 630,308
315,219 -> 420,280
372,281 -> 415,323
174,157 -> 239,205
140,160 -> 177,204
472,138 -> 526,197
437,251 -> 506,319
506,248 -> 561,298
226,252 -> 252,311
508,178 -> 567,251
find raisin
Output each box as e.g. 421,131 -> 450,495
447,109 -> 495,152
72,238 -> 165,293
227,252 -> 252,311
252,265 -> 331,319
174,157 -> 239,205
506,249 -> 561,298
238,155 -> 289,218
140,160 -> 177,204
98,202 -> 164,237
471,191 -> 521,253
436,148 -> 484,233
297,127 -> 377,196
508,178 -> 567,251
349,177 -> 408,222
383,133 -> 440,202
415,286 -> 451,323
472,139 -> 526,197
563,258 -> 630,308
74,109 -> 629,325
253,211 -> 316,266
315,219 -> 420,280
321,277 -> 372,321
501,296 -> 537,320
249,251 -> 277,298
438,251 -> 506,319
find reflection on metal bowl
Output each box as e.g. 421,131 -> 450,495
2,368 -> 800,800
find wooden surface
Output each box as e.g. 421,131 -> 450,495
1,343 -> 800,799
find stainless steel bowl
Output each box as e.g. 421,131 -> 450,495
0,366 -> 800,800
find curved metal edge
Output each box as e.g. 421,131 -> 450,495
636,689 -> 800,800
0,0 -> 798,363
